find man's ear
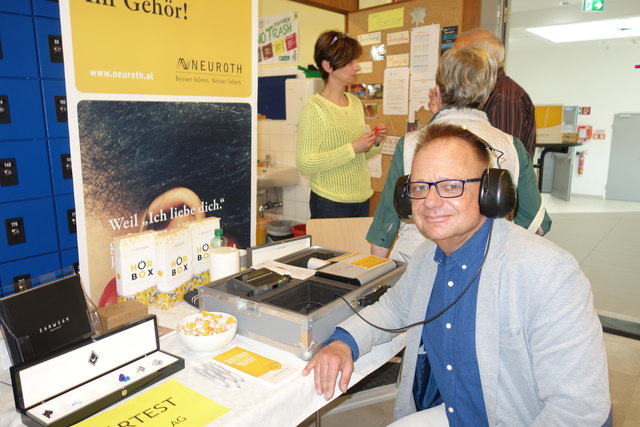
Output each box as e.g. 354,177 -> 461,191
321,59 -> 333,74
144,187 -> 205,230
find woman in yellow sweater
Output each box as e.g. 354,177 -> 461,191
297,31 -> 386,218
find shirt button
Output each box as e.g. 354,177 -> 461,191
462,264 -> 467,270
447,281 -> 454,287
447,364 -> 453,371
448,407 -> 454,413
445,323 -> 452,329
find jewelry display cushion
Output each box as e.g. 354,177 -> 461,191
10,315 -> 184,427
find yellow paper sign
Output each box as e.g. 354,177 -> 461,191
368,8 -> 404,32
349,255 -> 390,269
74,379 -> 229,426
213,347 -> 281,377
69,1 -> 252,97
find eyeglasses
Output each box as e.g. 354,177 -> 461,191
405,178 -> 482,199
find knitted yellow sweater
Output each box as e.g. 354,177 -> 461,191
296,93 -> 380,203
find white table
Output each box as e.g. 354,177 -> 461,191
0,302 -> 406,426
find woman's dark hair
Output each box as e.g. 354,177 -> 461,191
314,31 -> 362,81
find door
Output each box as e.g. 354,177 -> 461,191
606,114 -> 640,202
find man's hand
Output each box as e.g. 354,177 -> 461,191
302,340 -> 354,400
428,86 -> 442,114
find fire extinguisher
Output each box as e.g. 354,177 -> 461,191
577,151 -> 585,175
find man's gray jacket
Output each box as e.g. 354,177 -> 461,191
340,219 -> 610,425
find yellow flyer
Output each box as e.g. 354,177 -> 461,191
74,379 -> 229,426
212,347 -> 296,386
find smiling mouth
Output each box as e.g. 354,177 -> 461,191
424,214 -> 450,223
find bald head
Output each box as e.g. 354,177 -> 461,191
454,29 -> 505,68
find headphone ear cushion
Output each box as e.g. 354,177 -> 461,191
393,175 -> 413,219
479,169 -> 517,218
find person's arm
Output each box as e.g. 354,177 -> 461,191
526,251 -> 610,425
302,327 -> 358,400
366,138 -> 406,251
296,100 -> 377,175
512,137 -> 552,234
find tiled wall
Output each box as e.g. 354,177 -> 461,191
257,119 -> 310,224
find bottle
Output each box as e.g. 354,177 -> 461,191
211,228 -> 228,248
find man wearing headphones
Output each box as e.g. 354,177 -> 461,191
303,123 -> 611,426
367,47 -> 551,262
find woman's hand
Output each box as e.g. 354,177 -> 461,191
352,132 -> 378,153
373,123 -> 387,145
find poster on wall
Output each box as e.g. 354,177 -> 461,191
258,12 -> 298,64
59,1 -> 257,303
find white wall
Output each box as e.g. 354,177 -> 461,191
259,0 -> 344,69
257,1 -> 344,224
507,43 -> 640,197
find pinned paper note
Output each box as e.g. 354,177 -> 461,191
75,379 -> 228,426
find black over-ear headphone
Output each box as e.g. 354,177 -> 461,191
393,147 -> 517,219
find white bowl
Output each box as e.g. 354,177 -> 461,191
176,311 -> 237,354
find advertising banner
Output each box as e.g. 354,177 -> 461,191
59,0 -> 257,303
258,12 -> 298,65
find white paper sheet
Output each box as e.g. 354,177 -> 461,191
383,67 -> 410,115
410,24 -> 440,78
367,154 -> 382,178
381,135 -> 401,156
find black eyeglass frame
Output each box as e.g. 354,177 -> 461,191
404,178 -> 483,199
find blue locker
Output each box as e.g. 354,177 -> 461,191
32,0 -> 60,18
48,138 -> 72,195
34,17 -> 64,79
41,78 -> 68,137
54,193 -> 77,250
0,139 -> 52,201
0,252 -> 60,296
0,78 -> 46,140
0,197 -> 58,263
0,1 -> 32,14
0,13 -> 40,78
60,246 -> 78,271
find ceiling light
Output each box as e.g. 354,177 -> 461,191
527,17 -> 640,43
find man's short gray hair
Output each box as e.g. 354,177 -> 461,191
436,47 -> 498,109
454,29 -> 505,68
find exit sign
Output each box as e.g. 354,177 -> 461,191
582,0 -> 604,12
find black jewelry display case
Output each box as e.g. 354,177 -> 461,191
0,273 -> 93,366
10,315 -> 184,426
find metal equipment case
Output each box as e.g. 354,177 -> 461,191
199,237 -> 405,360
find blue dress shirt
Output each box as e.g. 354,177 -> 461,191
414,218 -> 492,426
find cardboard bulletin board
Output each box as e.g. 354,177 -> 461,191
348,0 -> 480,192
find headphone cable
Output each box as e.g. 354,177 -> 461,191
338,220 -> 493,333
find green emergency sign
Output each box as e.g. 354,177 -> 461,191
582,0 -> 604,12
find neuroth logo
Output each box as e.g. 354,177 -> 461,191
175,58 -> 243,74
39,316 -> 70,334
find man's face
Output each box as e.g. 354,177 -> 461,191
411,137 -> 487,255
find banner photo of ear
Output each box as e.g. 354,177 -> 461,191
78,101 -> 252,304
